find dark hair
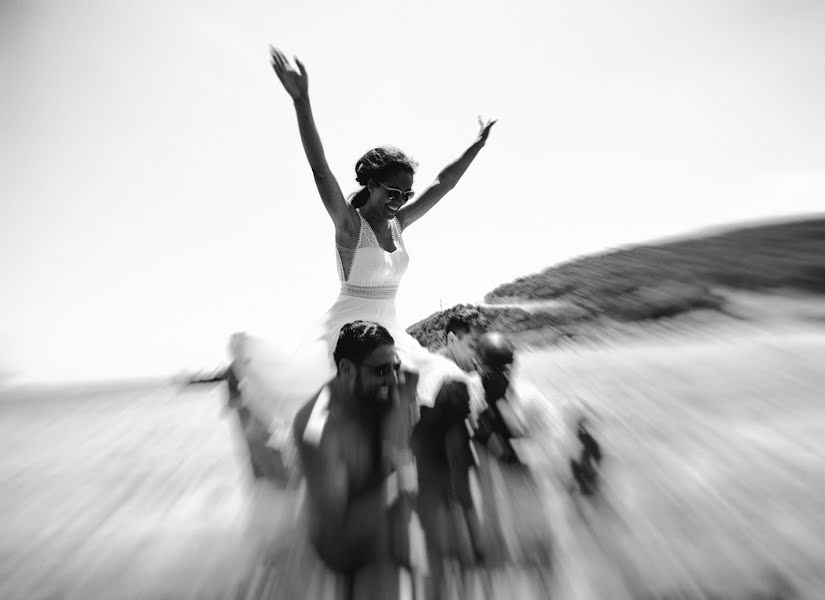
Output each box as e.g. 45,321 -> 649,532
476,332 -> 515,368
350,146 -> 418,209
445,307 -> 488,343
333,320 -> 395,371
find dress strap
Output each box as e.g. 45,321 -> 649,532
356,210 -> 381,249
354,211 -> 365,249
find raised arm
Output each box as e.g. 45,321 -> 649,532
270,47 -> 354,231
396,117 -> 496,230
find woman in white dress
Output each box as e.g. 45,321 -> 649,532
232,45 -> 495,599
234,46 -> 496,461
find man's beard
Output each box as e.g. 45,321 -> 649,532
354,372 -> 390,412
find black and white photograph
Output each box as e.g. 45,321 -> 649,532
2,1 -> 824,598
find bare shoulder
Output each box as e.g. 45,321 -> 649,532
293,387 -> 335,458
292,397 -> 316,444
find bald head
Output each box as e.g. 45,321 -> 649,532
476,332 -> 515,368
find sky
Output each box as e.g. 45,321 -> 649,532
1,0 -> 824,383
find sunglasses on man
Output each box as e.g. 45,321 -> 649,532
360,359 -> 402,377
377,181 -> 415,205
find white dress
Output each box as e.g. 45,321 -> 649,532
233,210 -> 459,462
234,211 -> 457,599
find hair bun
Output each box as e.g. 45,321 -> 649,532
354,146 -> 418,187
354,160 -> 368,185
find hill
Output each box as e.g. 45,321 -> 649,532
407,216 -> 825,350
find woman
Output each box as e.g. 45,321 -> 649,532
234,46 -> 495,472
232,45 -> 495,599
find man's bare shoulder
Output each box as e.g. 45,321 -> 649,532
293,392 -> 317,437
293,385 -> 333,452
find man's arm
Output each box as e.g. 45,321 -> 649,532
293,404 -> 389,572
306,444 -> 390,570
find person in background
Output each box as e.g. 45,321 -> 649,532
570,415 -> 603,497
410,309 -> 490,596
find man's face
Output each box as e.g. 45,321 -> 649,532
354,344 -> 400,409
448,327 -> 483,372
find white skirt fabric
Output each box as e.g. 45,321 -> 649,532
234,292 -> 461,446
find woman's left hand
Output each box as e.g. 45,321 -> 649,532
476,116 -> 497,146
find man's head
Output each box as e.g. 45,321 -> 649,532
475,332 -> 515,401
334,321 -> 399,409
445,307 -> 488,372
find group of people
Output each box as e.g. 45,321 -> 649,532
223,46 -> 602,599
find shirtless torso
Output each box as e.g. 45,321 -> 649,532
292,362 -> 421,577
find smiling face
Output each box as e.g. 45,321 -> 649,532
362,169 -> 414,220
353,344 -> 400,409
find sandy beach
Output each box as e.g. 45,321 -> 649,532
519,323 -> 825,598
1,319 -> 824,599
0,383 -> 255,600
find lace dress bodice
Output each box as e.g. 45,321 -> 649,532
336,212 -> 410,299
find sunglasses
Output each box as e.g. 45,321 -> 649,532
360,359 -> 402,377
377,181 -> 414,205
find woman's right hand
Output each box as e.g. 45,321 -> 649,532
269,45 -> 308,102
